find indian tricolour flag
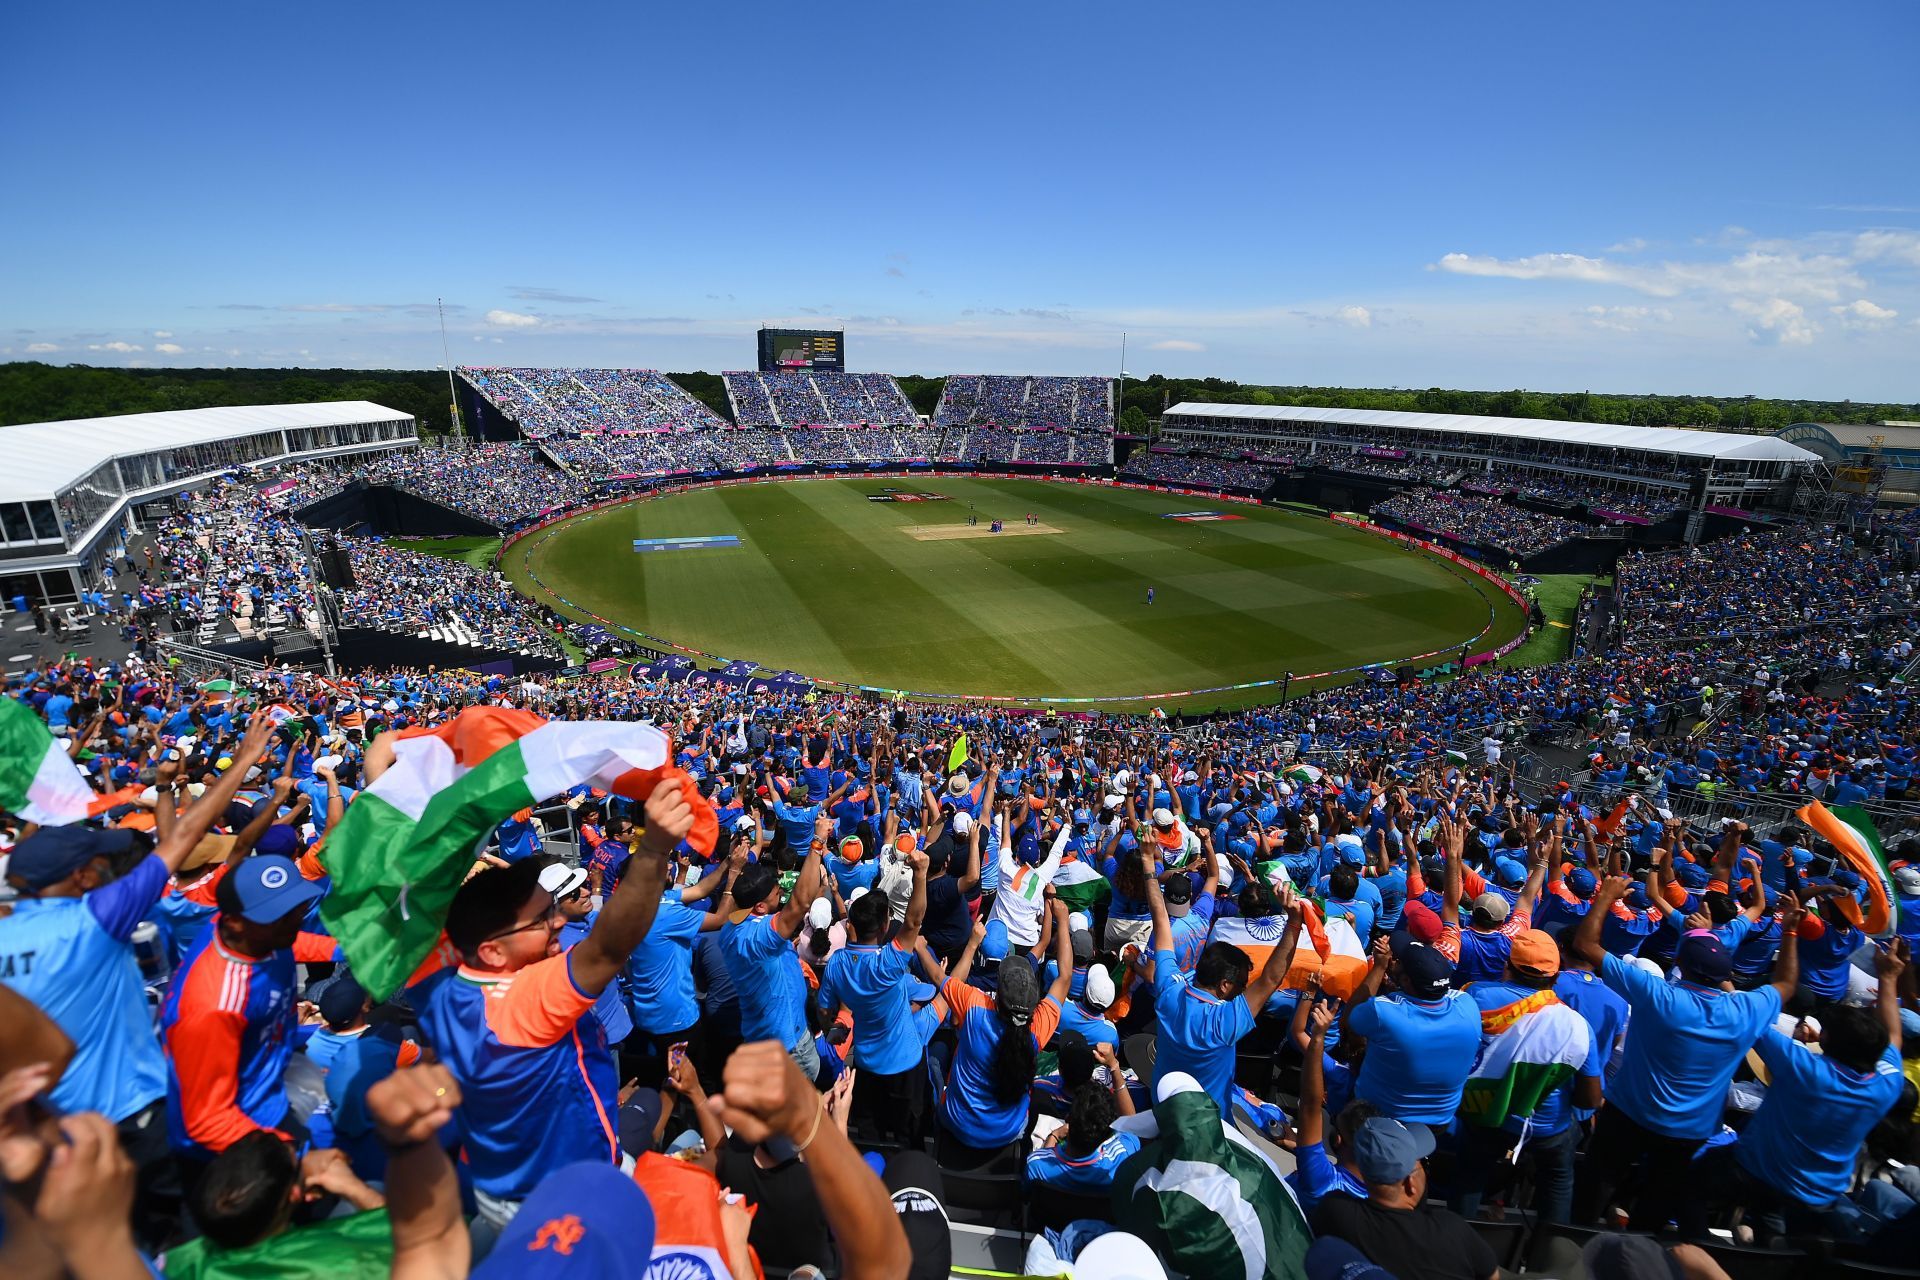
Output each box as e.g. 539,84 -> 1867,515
1053,855 -> 1112,914
1458,989 -> 1592,1128
0,698 -> 138,825
1284,762 -> 1322,787
320,706 -> 718,999
1210,902 -> 1370,999
1798,798 -> 1896,936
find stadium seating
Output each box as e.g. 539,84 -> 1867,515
935,375 -> 1112,430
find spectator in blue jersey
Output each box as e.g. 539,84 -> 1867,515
1571,875 -> 1800,1232
414,778 -> 693,1233
623,839 -> 742,1087
1057,966 -> 1121,1052
1344,933 -> 1481,1127
1026,1038 -> 1139,1193
1142,846 -> 1302,1117
1160,835 -> 1221,973
548,862 -> 632,1056
720,809 -> 828,1080
0,712 -> 272,1247
1795,884 -> 1868,1011
582,814 -> 635,898
1685,940 -> 1910,1241
819,836 -> 934,1141
1323,865 -> 1376,942
1288,999 -> 1373,1217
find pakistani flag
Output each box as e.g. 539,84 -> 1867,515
320,706 -> 718,999
1115,1075 -> 1312,1280
1798,799 -> 1896,936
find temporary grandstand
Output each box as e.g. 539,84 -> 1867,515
935,374 -> 1113,430
723,370 -> 918,427
1162,402 -> 1819,518
458,367 -> 725,439
0,402 -> 416,605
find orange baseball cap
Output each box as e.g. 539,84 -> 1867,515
1508,929 -> 1560,978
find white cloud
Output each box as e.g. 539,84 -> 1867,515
86,341 -> 143,353
1731,297 -> 1817,345
154,342 -> 185,354
484,309 -> 540,327
1434,247 -> 1862,303
1853,230 -> 1920,268
1584,305 -> 1673,333
1148,338 -> 1205,351
1334,305 -> 1372,328
152,330 -> 172,339
1606,238 -> 1648,254
25,342 -> 58,353
1830,298 -> 1898,328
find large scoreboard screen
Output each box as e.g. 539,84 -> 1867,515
758,328 -> 844,373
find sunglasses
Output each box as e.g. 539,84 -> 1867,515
485,901 -> 563,944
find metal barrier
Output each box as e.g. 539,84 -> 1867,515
154,638 -> 268,684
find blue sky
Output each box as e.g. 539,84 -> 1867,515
3,2 -> 1915,400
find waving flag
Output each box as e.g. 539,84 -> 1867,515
0,699 -> 138,825
320,707 -> 716,999
1052,855 -> 1113,914
948,734 -> 969,773
1797,799 -> 1895,935
1210,903 -> 1369,998
1115,1074 -> 1311,1280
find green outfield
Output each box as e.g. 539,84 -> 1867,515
501,477 -> 1528,709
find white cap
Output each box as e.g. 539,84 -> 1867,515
848,886 -> 870,906
1151,807 -> 1176,827
1072,1231 -> 1168,1280
1113,770 -> 1131,789
314,754 -> 343,773
1069,910 -> 1091,935
1182,771 -> 1198,783
807,897 -> 832,931
538,864 -> 588,898
1084,966 -> 1117,1010
1102,794 -> 1123,810
1630,955 -> 1666,980
951,810 -> 973,836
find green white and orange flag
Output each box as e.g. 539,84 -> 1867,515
1796,798 -> 1895,936
319,706 -> 717,999
1459,989 -> 1591,1128
0,698 -> 138,825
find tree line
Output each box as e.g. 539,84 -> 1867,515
2,362 -> 1910,439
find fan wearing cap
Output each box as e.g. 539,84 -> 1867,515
1344,930 -> 1481,1127
1027,1034 -> 1140,1194
2,711 -> 277,1236
985,801 -> 1072,953
1160,833 -> 1223,976
818,836 -> 936,1139
412,779 -> 694,1230
546,862 -> 633,1053
1057,963 -> 1122,1053
159,845 -> 338,1163
1143,845 -> 1304,1118
1570,874 -> 1803,1233
1446,832 -> 1550,986
1312,1116 -> 1500,1280
1453,930 -> 1601,1226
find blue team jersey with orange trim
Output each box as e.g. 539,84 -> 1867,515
413,951 -> 619,1200
159,921 -> 302,1157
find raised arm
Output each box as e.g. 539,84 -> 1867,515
772,814 -> 828,939
1769,893 -> 1805,1004
1141,843 -> 1175,957
1574,875 -> 1632,970
573,780 -> 693,996
369,1064 -> 467,1280
896,844 -> 930,951
1877,940 -> 1908,1054
1245,886 -> 1305,1013
1045,898 -> 1073,1004
1295,998 -> 1335,1150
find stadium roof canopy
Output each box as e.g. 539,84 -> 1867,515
0,402 -> 410,503
1164,402 -> 1820,463
1782,421 -> 1920,450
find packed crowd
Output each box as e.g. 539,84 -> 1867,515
6,618 -> 1920,1280
936,375 -> 1113,431
361,444 -> 590,526
1120,448 -> 1286,491
1616,526 -> 1920,648
1375,489 -> 1595,558
461,368 -> 723,438
722,372 -> 919,428
1475,467 -> 1688,521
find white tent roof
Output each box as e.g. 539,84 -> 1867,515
0,402 -> 411,503
1164,402 -> 1819,463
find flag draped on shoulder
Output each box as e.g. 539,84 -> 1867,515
0,698 -> 130,826
1797,799 -> 1895,936
1114,1074 -> 1312,1280
319,707 -> 717,1000
1458,989 -> 1591,1128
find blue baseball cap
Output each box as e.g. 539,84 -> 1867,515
473,1161 -> 655,1280
982,919 -> 1010,962
227,855 -> 324,924
7,824 -> 137,891
1352,1116 -> 1435,1182
1493,857 -> 1528,888
1566,867 -> 1598,899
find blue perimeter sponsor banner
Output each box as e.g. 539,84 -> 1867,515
632,534 -> 741,553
